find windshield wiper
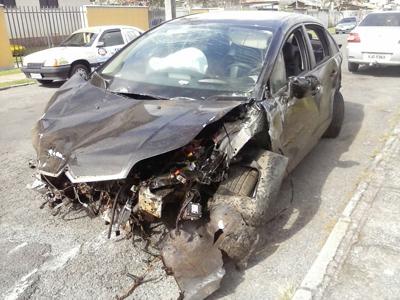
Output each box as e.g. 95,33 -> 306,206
205,94 -> 249,102
112,92 -> 167,100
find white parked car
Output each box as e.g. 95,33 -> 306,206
22,25 -> 143,84
347,11 -> 400,72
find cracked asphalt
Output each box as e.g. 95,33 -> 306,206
1,36 -> 400,300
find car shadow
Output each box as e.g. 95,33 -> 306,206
208,101 -> 365,299
38,81 -> 64,89
355,65 -> 400,78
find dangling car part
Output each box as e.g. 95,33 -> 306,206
30,11 -> 343,299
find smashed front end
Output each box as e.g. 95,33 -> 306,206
30,82 -> 288,299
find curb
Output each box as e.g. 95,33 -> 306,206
0,81 -> 36,91
292,123 -> 400,300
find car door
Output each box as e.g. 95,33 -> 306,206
96,29 -> 126,63
267,25 -> 322,171
303,24 -> 341,134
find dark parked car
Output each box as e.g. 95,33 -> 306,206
31,11 -> 343,299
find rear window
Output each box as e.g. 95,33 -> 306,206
339,17 -> 356,23
359,13 -> 400,26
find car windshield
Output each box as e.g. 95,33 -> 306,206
359,13 -> 400,26
61,32 -> 97,47
339,17 -> 356,24
99,21 -> 273,100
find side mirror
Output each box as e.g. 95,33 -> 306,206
96,41 -> 105,48
288,75 -> 320,99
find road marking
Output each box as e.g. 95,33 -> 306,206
7,242 -> 28,255
42,245 -> 81,271
4,268 -> 38,300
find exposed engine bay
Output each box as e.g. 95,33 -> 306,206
30,76 -> 289,299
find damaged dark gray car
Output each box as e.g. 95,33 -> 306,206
30,11 -> 344,299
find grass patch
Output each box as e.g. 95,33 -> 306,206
0,68 -> 22,76
278,283 -> 296,300
0,78 -> 35,89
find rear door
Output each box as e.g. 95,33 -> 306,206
304,24 -> 341,133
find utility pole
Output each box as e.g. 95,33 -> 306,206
165,0 -> 176,21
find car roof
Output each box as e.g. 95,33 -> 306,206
172,11 -> 322,30
367,10 -> 400,15
73,25 -> 143,34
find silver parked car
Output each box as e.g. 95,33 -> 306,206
347,11 -> 400,72
335,16 -> 357,34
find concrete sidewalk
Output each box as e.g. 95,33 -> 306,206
293,122 -> 400,300
323,123 -> 400,300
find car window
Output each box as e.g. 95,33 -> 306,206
281,29 -> 308,78
61,32 -> 97,47
100,30 -> 124,47
270,51 -> 287,94
359,13 -> 400,27
270,27 -> 309,95
100,22 -> 274,100
125,30 -> 140,42
339,17 -> 356,23
305,25 -> 330,65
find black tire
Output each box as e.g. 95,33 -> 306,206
70,63 -> 89,79
37,79 -> 53,85
324,91 -> 345,138
348,62 -> 359,72
219,166 -> 258,197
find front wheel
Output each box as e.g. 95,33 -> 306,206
218,166 -> 258,197
348,62 -> 359,73
70,64 -> 89,79
323,91 -> 345,138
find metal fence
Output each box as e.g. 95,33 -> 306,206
5,6 -> 85,67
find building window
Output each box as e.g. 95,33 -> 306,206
0,0 -> 17,8
39,0 -> 59,8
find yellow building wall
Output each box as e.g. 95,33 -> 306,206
190,9 -> 210,14
0,6 -> 14,69
86,6 -> 149,31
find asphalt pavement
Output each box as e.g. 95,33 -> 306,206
1,36 -> 400,300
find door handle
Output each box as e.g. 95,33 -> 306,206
330,70 -> 338,78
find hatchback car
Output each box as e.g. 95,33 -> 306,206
347,11 -> 400,72
335,16 -> 357,34
22,25 -> 143,84
30,11 -> 343,299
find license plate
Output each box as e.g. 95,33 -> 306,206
30,73 -> 42,79
363,53 -> 391,62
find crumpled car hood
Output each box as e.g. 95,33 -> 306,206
33,80 -> 243,182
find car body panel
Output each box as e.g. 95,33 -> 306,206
33,76 -> 243,182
